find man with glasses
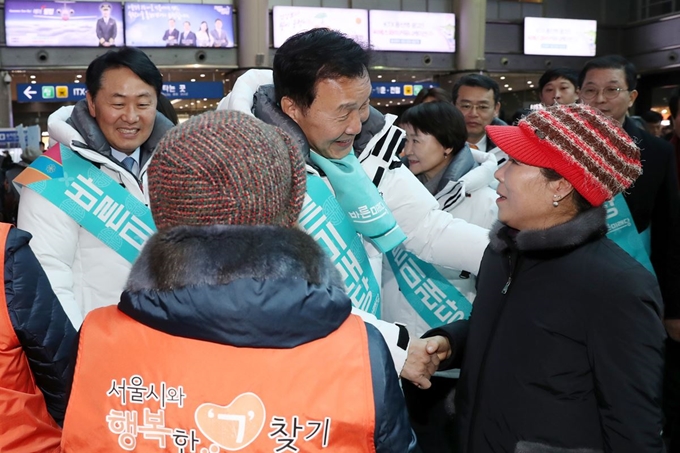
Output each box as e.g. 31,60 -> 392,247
452,74 -> 508,166
580,55 -> 680,450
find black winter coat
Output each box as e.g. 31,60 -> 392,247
428,207 -> 666,453
3,227 -> 76,425
622,118 -> 680,319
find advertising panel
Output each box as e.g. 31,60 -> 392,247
5,0 -> 124,47
369,10 -> 455,53
272,6 -> 368,48
125,3 -> 234,48
524,17 -> 597,57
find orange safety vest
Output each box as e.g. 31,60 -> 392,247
62,306 -> 377,453
0,223 -> 61,453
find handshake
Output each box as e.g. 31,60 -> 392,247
400,335 -> 452,389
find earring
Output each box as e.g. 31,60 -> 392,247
553,194 -> 559,207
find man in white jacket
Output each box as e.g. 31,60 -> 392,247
17,47 -> 174,328
218,28 -> 489,388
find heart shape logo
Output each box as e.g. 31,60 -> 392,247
194,393 -> 266,451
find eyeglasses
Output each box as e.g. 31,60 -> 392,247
580,86 -> 629,101
456,103 -> 493,114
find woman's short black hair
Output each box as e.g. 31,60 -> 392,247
400,101 -> 468,153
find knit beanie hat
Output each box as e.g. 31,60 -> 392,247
148,110 -> 306,229
486,104 -> 642,206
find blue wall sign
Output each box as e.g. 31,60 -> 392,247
17,81 -> 225,103
371,82 -> 439,98
160,82 -> 224,99
0,128 -> 20,148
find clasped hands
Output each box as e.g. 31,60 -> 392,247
399,335 -> 451,389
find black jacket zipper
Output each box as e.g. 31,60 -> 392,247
467,250 -> 522,453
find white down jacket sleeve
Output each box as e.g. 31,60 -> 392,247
382,165 -> 490,276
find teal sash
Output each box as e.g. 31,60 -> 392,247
19,145 -> 156,263
605,194 -> 655,275
300,174 -> 382,316
386,245 -> 473,327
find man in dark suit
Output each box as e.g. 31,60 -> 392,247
210,18 -> 230,47
162,18 -> 179,47
580,55 -> 680,452
96,3 -> 116,47
452,74 -> 508,166
179,21 -> 196,47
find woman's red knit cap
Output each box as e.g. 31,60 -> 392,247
486,103 -> 642,206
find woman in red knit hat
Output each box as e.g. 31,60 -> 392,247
423,103 -> 665,452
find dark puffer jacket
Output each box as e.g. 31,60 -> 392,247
428,207 -> 666,453
3,226 -> 76,425
622,118 -> 680,319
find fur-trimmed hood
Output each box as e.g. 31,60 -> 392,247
490,206 -> 608,254
49,100 -> 174,171
119,225 -> 352,348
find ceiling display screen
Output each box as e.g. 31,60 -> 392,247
524,17 -> 597,56
125,3 -> 234,48
369,10 -> 455,53
5,0 -> 124,47
272,6 -> 368,48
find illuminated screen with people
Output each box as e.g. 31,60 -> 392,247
524,17 -> 597,57
272,6 -> 368,48
4,0 -> 124,47
124,2 -> 234,48
369,10 -> 455,53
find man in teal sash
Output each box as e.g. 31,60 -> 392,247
17,47 -> 173,329
579,56 -> 680,449
579,57 -> 680,333
218,28 -> 490,389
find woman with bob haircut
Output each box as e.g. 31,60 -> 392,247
389,100 -> 497,452
425,103 -> 666,452
389,101 -> 497,335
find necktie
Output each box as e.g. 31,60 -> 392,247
469,143 -> 480,150
121,156 -> 136,176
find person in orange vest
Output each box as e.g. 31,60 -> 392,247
0,222 -> 76,452
61,110 -> 417,452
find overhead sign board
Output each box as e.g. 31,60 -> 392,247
17,83 -> 87,102
5,0 -> 124,47
0,128 -> 21,148
371,82 -> 438,98
17,82 -> 224,103
369,10 -> 455,53
272,6 -> 368,48
160,82 -> 224,99
125,3 -> 234,48
524,17 -> 597,57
